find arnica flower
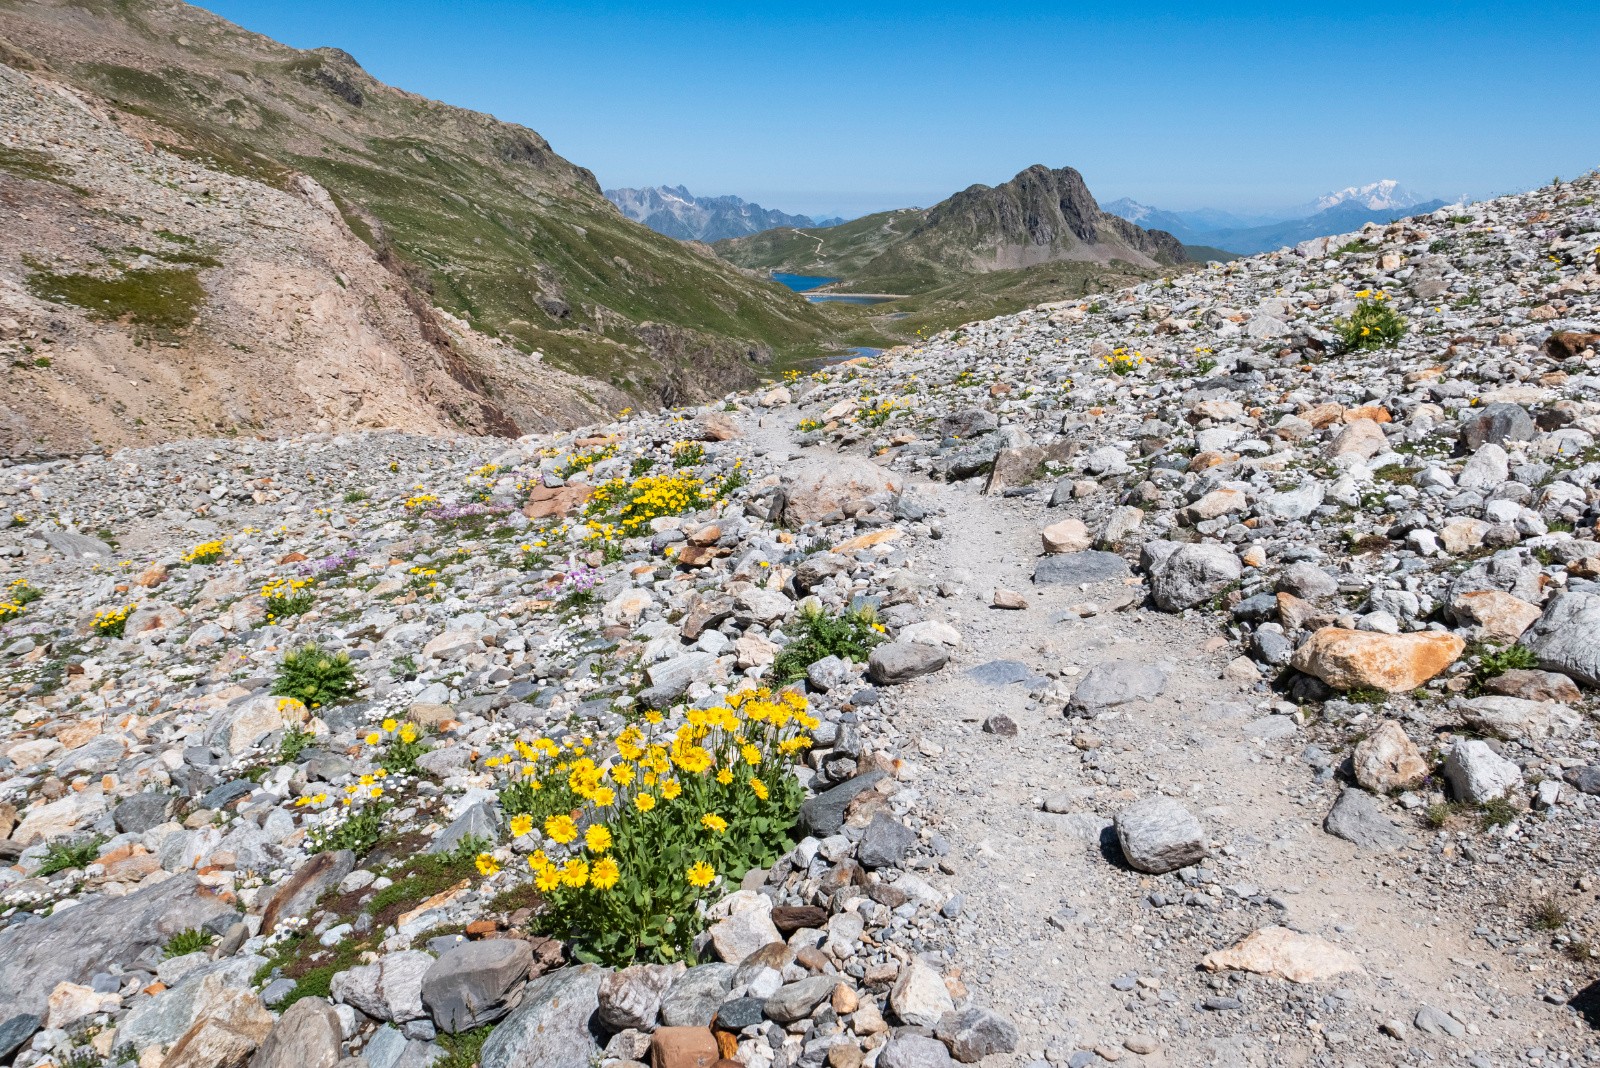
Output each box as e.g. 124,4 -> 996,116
634,793 -> 657,813
475,853 -> 500,876
399,724 -> 418,744
686,861 -> 716,888
561,859 -> 589,888
591,787 -> 616,807
545,814 -> 579,844
590,857 -> 620,890
509,814 -> 534,839
715,768 -> 734,786
701,813 -> 728,834
661,780 -> 682,800
585,825 -> 613,852
749,777 -> 769,801
382,718 -> 398,732
365,732 -> 382,745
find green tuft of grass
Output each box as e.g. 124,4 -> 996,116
162,928 -> 217,959
36,835 -> 105,876
770,603 -> 883,684
1529,894 -> 1568,930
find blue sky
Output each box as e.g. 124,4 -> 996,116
193,0 -> 1599,219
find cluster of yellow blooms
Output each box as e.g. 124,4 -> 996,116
180,539 -> 226,565
260,576 -> 315,622
855,396 -> 904,427
366,718 -> 420,746
402,493 -> 440,510
1101,347 -> 1145,375
91,603 -> 136,636
481,688 -> 818,896
586,473 -> 709,537
0,579 -> 38,624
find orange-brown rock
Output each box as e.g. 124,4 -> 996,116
1351,720 -> 1429,791
1449,590 -> 1542,643
1342,405 -> 1392,423
1291,628 -> 1465,692
1187,450 -> 1238,472
650,1027 -> 719,1068
1301,403 -> 1346,428
675,545 -> 727,568
523,483 -> 594,520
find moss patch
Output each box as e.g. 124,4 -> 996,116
26,264 -> 205,330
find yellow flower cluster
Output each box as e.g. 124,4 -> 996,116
855,396 -> 903,427
366,717 -> 419,746
1101,347 -> 1145,375
403,493 -> 440,510
91,603 -> 136,636
181,539 -> 226,565
586,474 -> 709,536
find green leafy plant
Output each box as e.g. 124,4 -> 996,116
1478,797 -> 1518,829
278,726 -> 318,764
1472,643 -> 1538,689
771,603 -> 885,684
162,928 -> 217,958
1333,294 -> 1407,351
1530,894 -> 1569,930
91,603 -> 136,638
343,489 -> 369,503
672,442 -> 706,468
272,644 -> 361,710
260,576 -> 316,620
36,835 -> 105,875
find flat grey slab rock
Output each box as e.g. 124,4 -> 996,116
1033,551 -> 1129,586
1323,788 -> 1410,852
0,873 -> 234,1019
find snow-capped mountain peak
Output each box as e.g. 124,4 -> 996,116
1310,180 -> 1425,213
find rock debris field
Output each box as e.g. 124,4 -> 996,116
5,173 -> 1600,1068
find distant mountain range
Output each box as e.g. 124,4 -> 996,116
713,164 -> 1186,335
1103,182 -> 1450,256
605,186 -> 845,242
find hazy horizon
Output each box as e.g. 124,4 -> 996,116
191,0 -> 1598,221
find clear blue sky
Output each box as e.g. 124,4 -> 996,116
193,0 -> 1599,219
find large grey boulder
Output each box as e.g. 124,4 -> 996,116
867,642 -> 948,684
119,956 -> 268,1051
1520,591 -> 1600,687
1066,661 -> 1168,716
657,964 -> 734,1027
781,457 -> 902,525
0,874 -> 234,1019
857,813 -> 916,870
1032,551 -> 1129,586
478,965 -> 606,1068
934,1007 -> 1019,1063
1458,403 -> 1535,451
1147,543 -> 1242,611
879,1036 -> 957,1068
763,975 -> 841,1024
1114,797 -> 1207,873
422,940 -> 533,1033
1442,740 -> 1522,803
250,997 -> 343,1068
330,951 -> 433,1022
427,802 -> 501,856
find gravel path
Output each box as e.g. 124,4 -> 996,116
753,415 -> 1567,1067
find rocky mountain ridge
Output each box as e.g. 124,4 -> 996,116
0,0 -> 839,451
604,185 -> 844,242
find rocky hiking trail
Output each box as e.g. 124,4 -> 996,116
749,415 -> 1579,1066
6,171 -> 1600,1068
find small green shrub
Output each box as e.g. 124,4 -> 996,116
672,442 -> 706,468
1334,296 -> 1407,352
36,835 -> 105,875
1472,643 -> 1538,688
1478,797 -> 1518,829
771,603 -> 884,684
272,644 -> 361,709
162,928 -> 217,958
1530,894 -> 1569,930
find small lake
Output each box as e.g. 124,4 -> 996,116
773,273 -> 838,293
807,294 -> 897,305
